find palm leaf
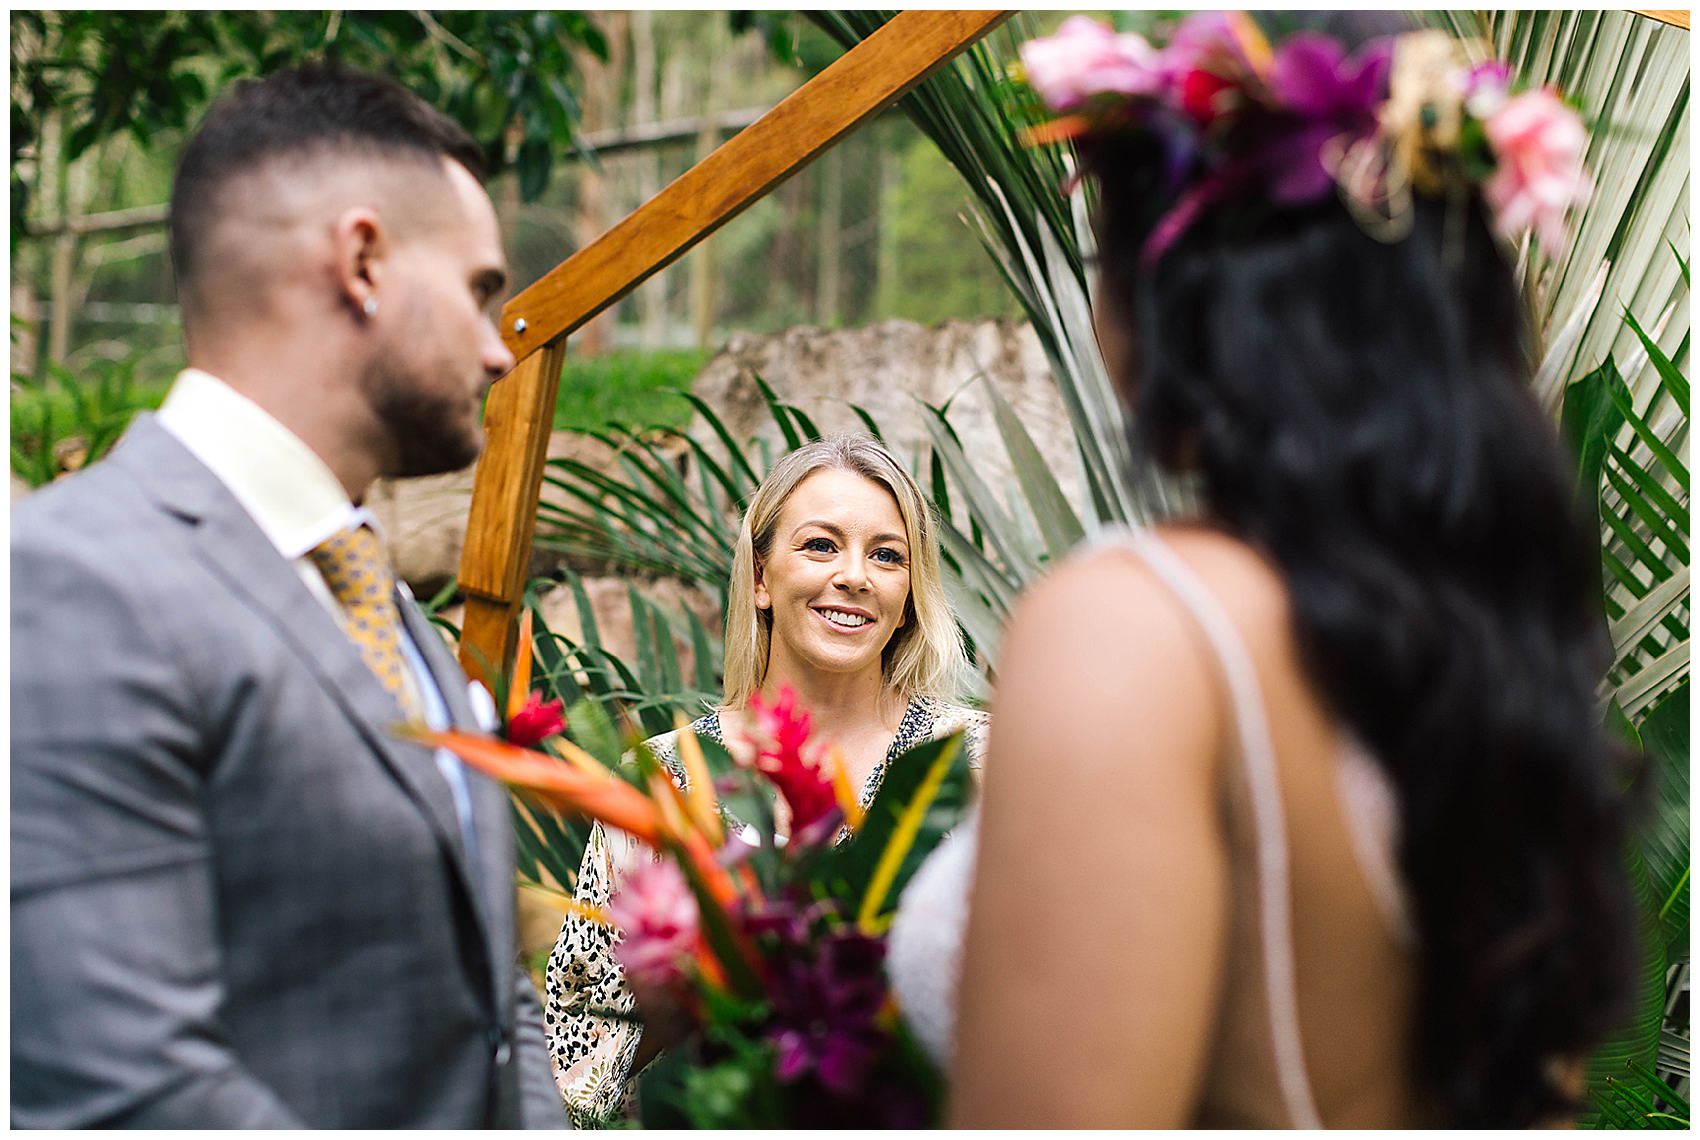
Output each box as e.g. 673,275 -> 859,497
806,732 -> 973,933
1473,12 -> 1690,411
1638,680 -> 1690,960
980,371 -> 1084,554
1587,841 -> 1669,1106
511,793 -> 591,891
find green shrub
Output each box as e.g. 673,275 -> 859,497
10,358 -> 170,487
553,348 -> 709,434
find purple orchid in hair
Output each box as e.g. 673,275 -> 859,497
1265,33 -> 1395,202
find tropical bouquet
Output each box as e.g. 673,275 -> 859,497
411,629 -> 973,1127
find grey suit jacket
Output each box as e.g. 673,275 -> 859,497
11,416 -> 567,1128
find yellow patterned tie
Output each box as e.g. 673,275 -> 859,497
309,525 -> 421,719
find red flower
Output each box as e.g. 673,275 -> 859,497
1178,68 -> 1236,125
739,688 -> 839,832
507,692 -> 566,747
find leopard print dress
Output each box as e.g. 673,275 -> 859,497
542,695 -> 988,1125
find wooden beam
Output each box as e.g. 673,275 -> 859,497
456,337 -> 568,685
494,10 -> 1011,360
456,10 -> 1010,683
1631,10 -> 1690,29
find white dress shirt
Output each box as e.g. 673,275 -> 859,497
156,368 -> 478,855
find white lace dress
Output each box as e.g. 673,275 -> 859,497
884,527 -> 1415,1125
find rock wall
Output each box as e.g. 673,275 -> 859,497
366,429 -> 625,597
690,318 -> 1082,517
374,317 -> 1076,601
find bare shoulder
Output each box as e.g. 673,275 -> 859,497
986,533 -> 1236,803
1010,525 -> 1287,661
1144,524 -> 1292,630
1026,527 -> 1294,667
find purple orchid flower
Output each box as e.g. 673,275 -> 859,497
745,903 -> 892,1097
1265,33 -> 1394,202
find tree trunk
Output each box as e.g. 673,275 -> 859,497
47,106 -> 76,371
875,134 -> 902,321
12,281 -> 40,379
572,11 -> 629,356
815,145 -> 843,328
689,16 -> 725,349
631,9 -> 668,349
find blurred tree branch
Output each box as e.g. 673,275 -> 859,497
9,10 -> 609,240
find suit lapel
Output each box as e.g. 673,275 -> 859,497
397,596 -> 518,1015
395,599 -> 513,904
121,418 -> 485,919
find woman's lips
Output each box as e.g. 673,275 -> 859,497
812,605 -> 875,633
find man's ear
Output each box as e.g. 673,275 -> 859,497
330,206 -> 385,320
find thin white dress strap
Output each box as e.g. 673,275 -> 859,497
1336,738 -> 1419,949
1103,526 -> 1324,1130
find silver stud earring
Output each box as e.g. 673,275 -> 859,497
362,297 -> 379,318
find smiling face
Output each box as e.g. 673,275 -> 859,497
754,467 -> 912,690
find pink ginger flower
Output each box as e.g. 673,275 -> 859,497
1019,15 -> 1163,112
607,856 -> 699,990
1482,88 -> 1591,257
729,687 -> 839,832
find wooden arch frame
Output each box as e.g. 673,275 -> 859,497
455,11 -> 1011,682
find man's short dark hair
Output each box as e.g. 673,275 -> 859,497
169,60 -> 485,301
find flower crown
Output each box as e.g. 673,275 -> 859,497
1017,13 -> 1591,264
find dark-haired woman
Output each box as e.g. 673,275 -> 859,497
889,12 -> 1638,1129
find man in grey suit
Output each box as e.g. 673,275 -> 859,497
12,63 -> 567,1127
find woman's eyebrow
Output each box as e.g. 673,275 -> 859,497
792,521 -> 907,547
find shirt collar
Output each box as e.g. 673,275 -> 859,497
154,368 -> 362,559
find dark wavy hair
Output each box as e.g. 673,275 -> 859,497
1083,15 -> 1638,1128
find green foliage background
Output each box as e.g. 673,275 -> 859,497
7,8 -> 1689,1127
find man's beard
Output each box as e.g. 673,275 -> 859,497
362,358 -> 485,479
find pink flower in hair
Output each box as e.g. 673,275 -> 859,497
1482,88 -> 1591,256
1019,16 -> 1164,111
1161,11 -> 1249,84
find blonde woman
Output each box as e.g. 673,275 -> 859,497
544,434 -> 987,1122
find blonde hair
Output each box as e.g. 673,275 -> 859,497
721,434 -> 968,709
